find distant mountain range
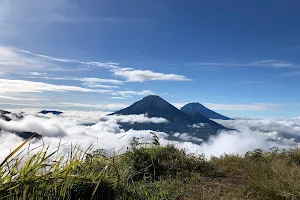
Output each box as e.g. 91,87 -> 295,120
111,95 -> 227,141
181,103 -> 232,120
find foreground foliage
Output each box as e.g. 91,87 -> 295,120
0,134 -> 299,200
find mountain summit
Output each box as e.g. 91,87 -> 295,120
112,95 -> 194,124
111,95 -> 226,140
181,103 -> 231,120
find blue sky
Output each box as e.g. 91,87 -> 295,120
0,0 -> 300,117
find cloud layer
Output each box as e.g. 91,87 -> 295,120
0,110 -> 299,162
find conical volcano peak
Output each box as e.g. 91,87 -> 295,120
137,95 -> 173,108
111,95 -> 181,118
181,102 -> 231,120
143,95 -> 162,100
141,95 -> 167,103
186,102 -> 205,107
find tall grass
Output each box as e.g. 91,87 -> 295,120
0,138 -> 113,200
0,134 -> 300,199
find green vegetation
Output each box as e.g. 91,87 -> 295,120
0,134 -> 299,200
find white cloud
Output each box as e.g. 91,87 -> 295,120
0,78 -> 158,111
250,60 -> 294,68
19,49 -> 120,69
0,116 -> 68,137
111,97 -> 127,100
1,47 -> 190,85
0,79 -> 153,99
78,77 -> 123,85
0,114 -> 166,138
0,111 -> 170,161
0,79 -> 100,93
0,110 -> 299,162
22,49 -> 191,82
0,46 -> 187,109
191,120 -> 299,158
0,47 -> 47,72
190,60 -> 296,68
28,72 -> 48,76
216,118 -> 300,141
0,102 -> 46,107
0,95 -> 48,101
117,90 -> 155,97
112,68 -> 192,82
191,123 -> 207,128
100,114 -> 168,124
173,133 -> 203,142
57,102 -> 129,111
29,76 -> 124,85
0,47 -> 87,72
82,83 -> 120,89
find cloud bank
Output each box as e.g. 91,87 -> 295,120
0,111 -> 299,162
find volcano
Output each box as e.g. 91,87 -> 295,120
111,95 -> 226,140
181,103 -> 232,120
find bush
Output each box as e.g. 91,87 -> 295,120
123,143 -> 217,182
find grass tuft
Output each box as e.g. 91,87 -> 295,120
0,134 -> 299,199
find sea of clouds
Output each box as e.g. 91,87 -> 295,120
0,109 -> 299,162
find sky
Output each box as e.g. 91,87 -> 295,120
0,0 -> 300,117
